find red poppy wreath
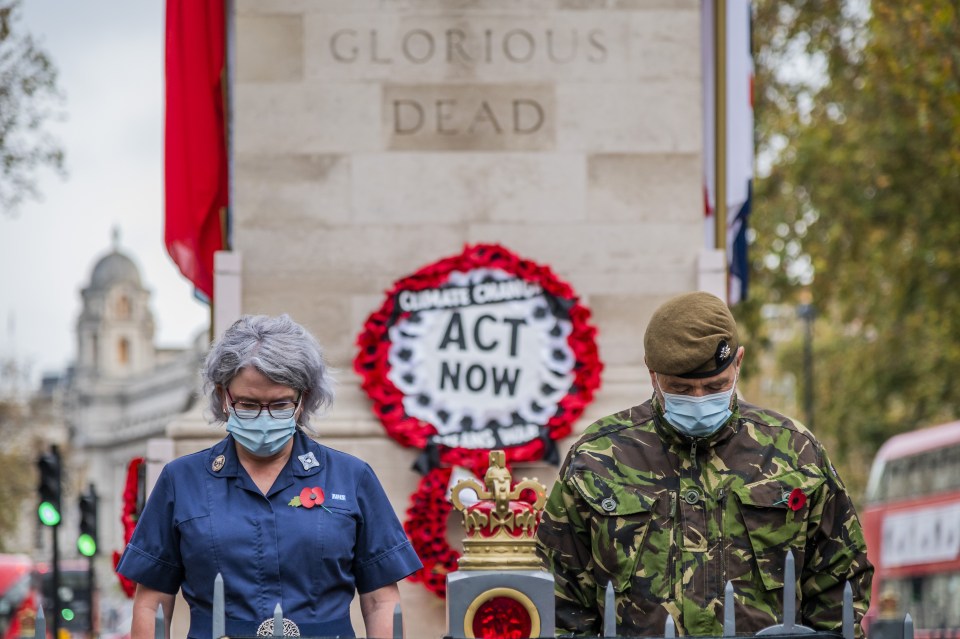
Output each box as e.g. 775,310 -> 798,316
355,243 -> 602,597
403,467 -> 459,598
113,456 -> 144,598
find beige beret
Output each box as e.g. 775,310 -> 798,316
643,292 -> 739,378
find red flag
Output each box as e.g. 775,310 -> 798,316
164,0 -> 227,300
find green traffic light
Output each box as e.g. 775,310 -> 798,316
77,533 -> 97,557
38,501 -> 61,526
61,608 -> 75,621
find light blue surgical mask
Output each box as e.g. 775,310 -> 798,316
227,412 -> 297,457
656,374 -> 737,438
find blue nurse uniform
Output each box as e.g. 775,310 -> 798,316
117,429 -> 423,638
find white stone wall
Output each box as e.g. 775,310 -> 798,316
233,1 -> 703,635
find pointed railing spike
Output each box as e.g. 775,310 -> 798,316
724,581 -> 736,637
664,614 -> 676,639
155,606 -> 165,639
393,603 -> 403,639
603,581 -> 616,637
783,550 -> 796,630
755,549 -> 814,635
273,602 -> 283,636
842,582 -> 854,639
903,613 -> 913,639
213,573 -> 225,639
34,605 -> 45,639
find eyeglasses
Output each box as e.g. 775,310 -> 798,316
225,388 -> 302,420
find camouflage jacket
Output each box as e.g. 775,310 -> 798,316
536,398 -> 873,636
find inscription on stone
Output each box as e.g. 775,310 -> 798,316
329,27 -> 609,66
384,85 -> 554,151
305,16 -> 624,150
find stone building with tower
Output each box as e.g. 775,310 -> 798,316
59,238 -> 204,599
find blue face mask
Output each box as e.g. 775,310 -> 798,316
226,412 -> 297,457
656,374 -> 737,438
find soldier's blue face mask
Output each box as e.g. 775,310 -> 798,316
656,374 -> 737,438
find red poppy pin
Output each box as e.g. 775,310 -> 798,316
289,486 -> 331,512
774,487 -> 807,510
787,488 -> 807,511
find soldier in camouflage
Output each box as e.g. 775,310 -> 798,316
536,292 -> 873,636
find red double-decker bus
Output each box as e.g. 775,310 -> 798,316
862,419 -> 960,637
0,554 -> 39,639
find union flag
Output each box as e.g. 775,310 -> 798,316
702,0 -> 754,305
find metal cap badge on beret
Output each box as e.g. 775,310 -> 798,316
644,291 -> 739,379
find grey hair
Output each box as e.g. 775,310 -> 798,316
203,314 -> 335,432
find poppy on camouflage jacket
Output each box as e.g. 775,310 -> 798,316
536,397 -> 873,637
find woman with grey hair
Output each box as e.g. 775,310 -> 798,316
118,314 -> 422,639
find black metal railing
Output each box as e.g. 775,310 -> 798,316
43,551 -> 912,639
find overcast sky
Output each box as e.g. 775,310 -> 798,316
0,1 -> 209,388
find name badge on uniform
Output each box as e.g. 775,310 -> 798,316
298,452 -> 319,470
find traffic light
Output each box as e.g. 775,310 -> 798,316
37,447 -> 62,527
77,485 -> 98,557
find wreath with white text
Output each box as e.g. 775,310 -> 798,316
355,243 -> 602,597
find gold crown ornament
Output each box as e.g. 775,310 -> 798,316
450,450 -> 547,570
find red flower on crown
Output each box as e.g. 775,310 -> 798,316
300,486 -> 325,508
788,488 -> 807,511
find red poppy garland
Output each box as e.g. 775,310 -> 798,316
403,467 -> 459,598
113,456 -> 145,598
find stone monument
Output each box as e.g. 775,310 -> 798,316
226,0 -> 704,634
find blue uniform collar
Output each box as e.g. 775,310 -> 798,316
205,429 -> 324,479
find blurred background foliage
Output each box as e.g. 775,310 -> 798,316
0,0 -> 64,215
0,400 -> 35,551
741,0 -> 960,498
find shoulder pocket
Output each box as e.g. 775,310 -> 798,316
570,471 -> 661,593
732,465 -> 826,591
